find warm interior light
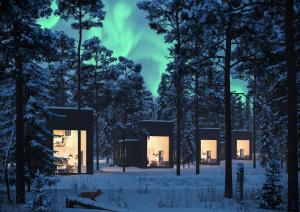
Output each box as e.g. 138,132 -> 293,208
81,130 -> 87,173
200,140 -> 217,162
53,129 -> 87,173
147,136 -> 169,167
236,140 -> 250,159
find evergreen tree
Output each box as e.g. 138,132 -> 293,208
113,57 -> 145,172
23,62 -> 56,191
257,104 -> 275,168
0,0 -> 53,203
258,160 -> 283,210
138,0 -> 187,176
81,36 -> 116,169
55,0 -> 105,174
157,73 -> 175,121
48,31 -> 76,107
27,171 -> 52,212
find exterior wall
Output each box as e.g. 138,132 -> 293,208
199,128 -> 220,165
232,130 -> 252,160
114,139 -> 144,168
46,107 -> 94,174
139,120 -> 174,168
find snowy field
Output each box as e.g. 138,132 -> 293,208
0,160 -> 293,212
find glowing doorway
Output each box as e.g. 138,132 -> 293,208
200,140 -> 217,163
147,136 -> 169,167
236,140 -> 250,159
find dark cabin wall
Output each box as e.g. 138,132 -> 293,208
46,107 -> 94,174
114,139 -> 144,168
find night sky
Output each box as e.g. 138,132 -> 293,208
37,0 -> 247,98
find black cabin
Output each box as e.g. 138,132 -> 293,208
114,120 -> 174,168
46,107 -> 93,174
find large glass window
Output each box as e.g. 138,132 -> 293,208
236,140 -> 250,159
200,140 -> 217,163
53,130 -> 87,174
147,136 -> 169,167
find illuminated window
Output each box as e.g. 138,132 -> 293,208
53,130 -> 87,174
147,136 -> 169,167
200,140 -> 217,163
236,140 -> 250,159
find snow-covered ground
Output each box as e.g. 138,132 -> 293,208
0,160 -> 291,211
54,160 -> 287,211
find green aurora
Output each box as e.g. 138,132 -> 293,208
37,0 -> 247,99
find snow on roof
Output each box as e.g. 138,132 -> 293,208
47,106 -> 94,111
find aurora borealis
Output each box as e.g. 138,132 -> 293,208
38,0 -> 247,98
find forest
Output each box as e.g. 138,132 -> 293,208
0,0 -> 299,211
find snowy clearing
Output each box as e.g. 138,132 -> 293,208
1,160 -> 294,212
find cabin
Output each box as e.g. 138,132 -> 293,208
232,130 -> 252,160
199,128 -> 220,165
46,107 -> 93,174
113,120 -> 174,168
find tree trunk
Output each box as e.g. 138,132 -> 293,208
15,54 -> 25,203
77,7 -> 82,174
122,110 -> 127,173
14,19 -> 25,203
285,1 -> 299,211
175,7 -> 182,176
4,161 -> 11,203
195,72 -> 200,175
175,74 -> 182,176
224,25 -> 233,198
252,74 -> 256,169
96,115 -> 100,170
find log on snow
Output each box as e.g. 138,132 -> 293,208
66,195 -> 116,211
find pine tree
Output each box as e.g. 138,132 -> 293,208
157,73 -> 175,120
55,0 -> 105,109
257,104 -> 275,168
0,0 -> 53,203
138,0 -> 187,176
55,0 -> 105,173
81,36 -> 116,169
48,31 -> 76,107
113,57 -> 145,172
27,171 -> 51,212
258,160 -> 283,210
23,62 -> 56,191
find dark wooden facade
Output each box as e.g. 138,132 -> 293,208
199,128 -> 220,165
114,120 -> 174,168
220,130 -> 253,160
114,139 -> 143,168
46,107 -> 94,174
